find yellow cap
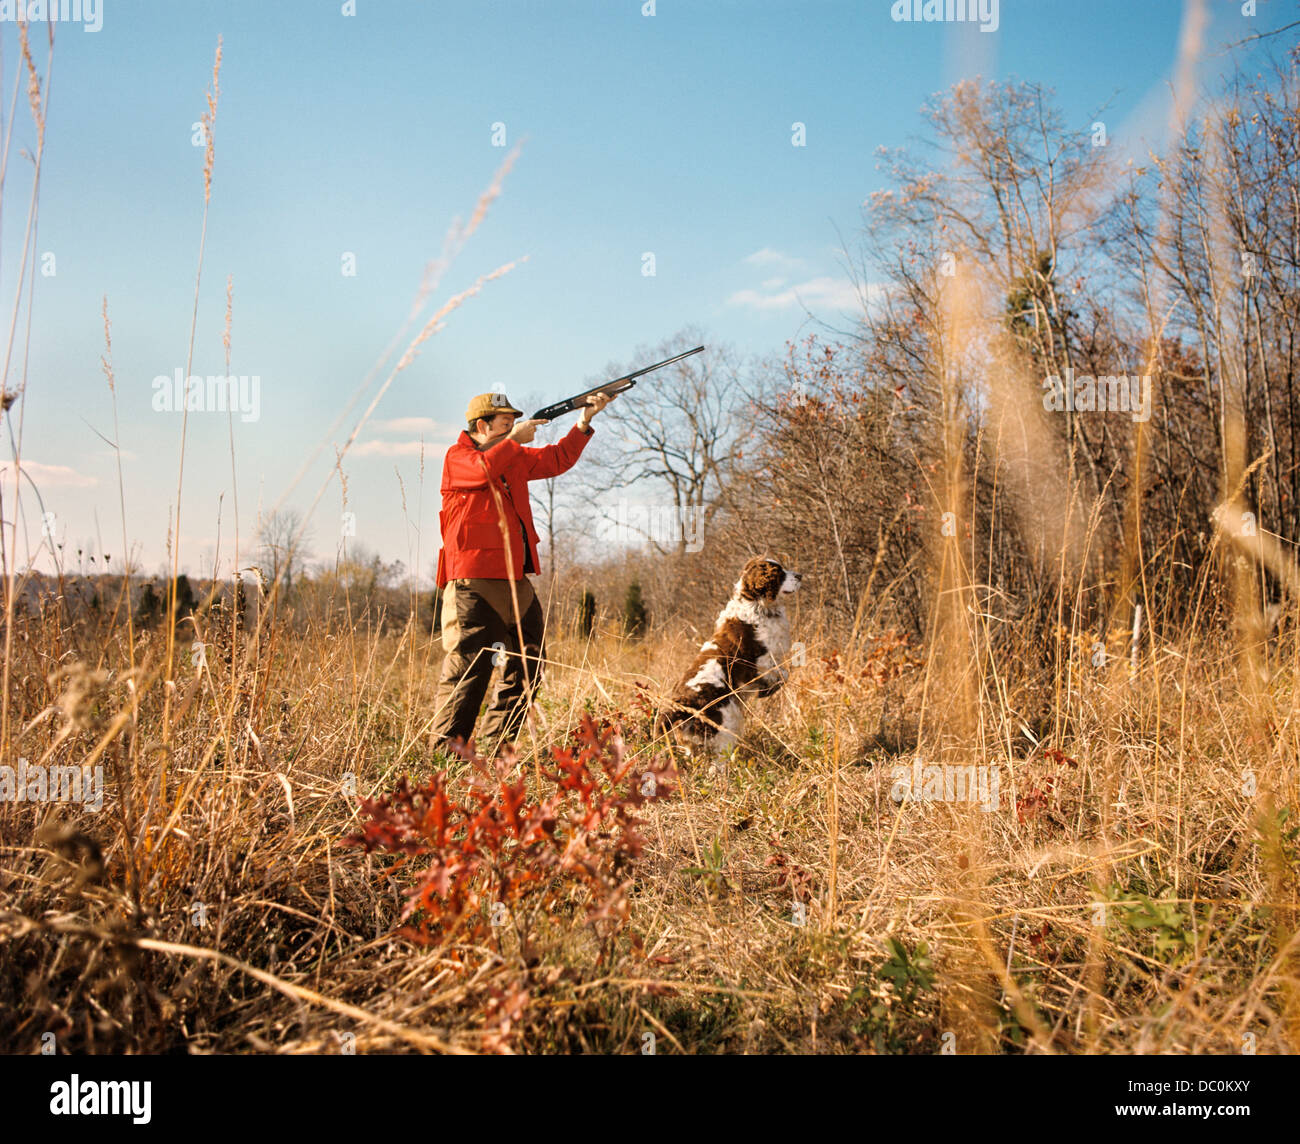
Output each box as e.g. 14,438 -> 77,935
466,391 -> 523,423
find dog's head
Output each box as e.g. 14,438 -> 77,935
736,557 -> 802,604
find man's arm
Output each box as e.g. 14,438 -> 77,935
443,416 -> 552,487
520,423 -> 593,481
520,392 -> 615,481
443,437 -> 523,488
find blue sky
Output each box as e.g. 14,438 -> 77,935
2,0 -> 1278,582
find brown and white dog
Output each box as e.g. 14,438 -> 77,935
656,557 -> 802,750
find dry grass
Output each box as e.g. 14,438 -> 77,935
0,587 -> 1295,1055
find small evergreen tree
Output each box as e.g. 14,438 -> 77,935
136,579 -> 162,628
171,575 -> 196,627
623,580 -> 647,639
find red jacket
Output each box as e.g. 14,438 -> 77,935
436,424 -> 593,587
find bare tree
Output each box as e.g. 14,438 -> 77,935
585,331 -> 750,556
256,508 -> 312,597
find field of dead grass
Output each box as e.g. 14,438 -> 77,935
2,589 -> 1296,1055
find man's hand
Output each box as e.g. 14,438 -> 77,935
577,391 -> 616,430
507,418 -> 549,445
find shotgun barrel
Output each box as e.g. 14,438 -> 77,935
531,345 -> 705,421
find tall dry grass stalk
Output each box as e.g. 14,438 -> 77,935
162,36 -> 222,753
0,18 -> 52,768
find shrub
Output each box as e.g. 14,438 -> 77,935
342,715 -> 676,960
623,580 -> 647,639
578,589 -> 596,637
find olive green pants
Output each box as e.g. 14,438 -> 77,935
431,577 -> 546,753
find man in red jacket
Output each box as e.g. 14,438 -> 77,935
432,388 -> 613,755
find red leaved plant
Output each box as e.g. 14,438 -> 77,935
342,715 -> 676,957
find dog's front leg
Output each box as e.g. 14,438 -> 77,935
753,656 -> 789,697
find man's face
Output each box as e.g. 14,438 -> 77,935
476,412 -> 516,449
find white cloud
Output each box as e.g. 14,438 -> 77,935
354,417 -> 458,457
728,275 -> 866,313
352,439 -> 445,458
4,461 -> 97,487
744,248 -> 804,271
372,416 -> 447,434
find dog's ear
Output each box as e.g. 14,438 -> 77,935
740,558 -> 784,601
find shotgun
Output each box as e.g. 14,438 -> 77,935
530,345 -> 705,421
